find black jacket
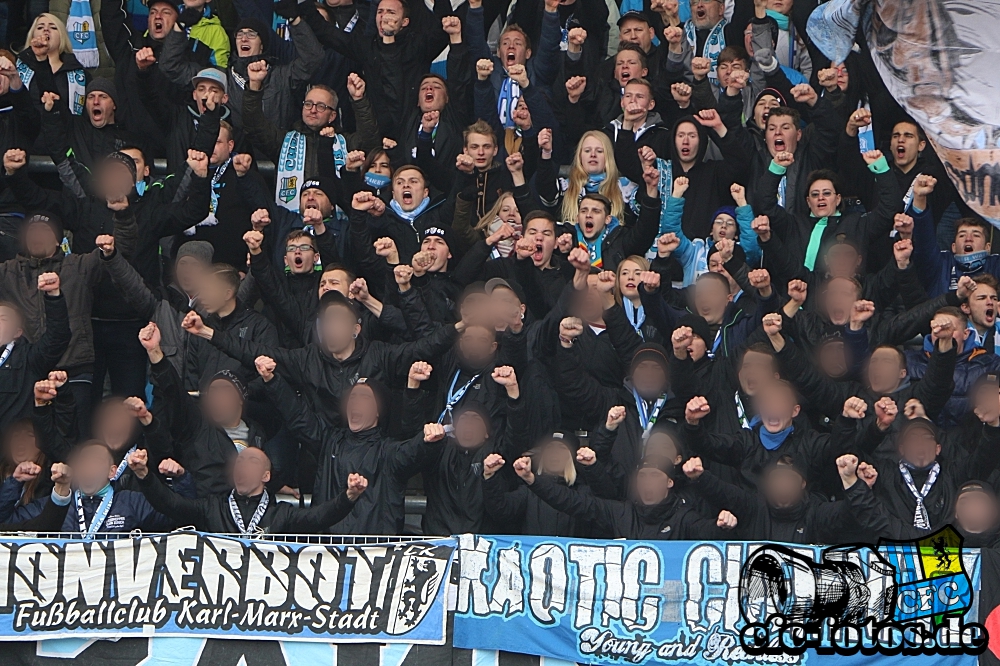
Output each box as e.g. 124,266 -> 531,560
184,302 -> 278,392
266,374 -> 430,534
0,293 -> 70,432
483,471 -> 599,537
139,472 -> 358,534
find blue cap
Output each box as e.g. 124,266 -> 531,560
191,68 -> 227,94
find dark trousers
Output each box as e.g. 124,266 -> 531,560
91,320 -> 148,409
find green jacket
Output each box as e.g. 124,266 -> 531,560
189,14 -> 230,68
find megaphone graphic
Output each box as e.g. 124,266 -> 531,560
740,545 -> 897,625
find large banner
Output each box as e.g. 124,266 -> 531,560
0,533 -> 455,643
807,0 -> 1000,226
452,534 -> 984,665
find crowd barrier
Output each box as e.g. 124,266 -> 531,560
0,529 -> 991,665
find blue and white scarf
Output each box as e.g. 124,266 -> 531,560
497,76 -> 521,129
76,485 -> 114,539
67,0 -> 100,68
623,299 -> 645,336
276,131 -> 307,212
684,19 -> 727,84
899,461 -> 940,529
390,196 -> 431,223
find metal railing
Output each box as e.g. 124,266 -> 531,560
0,530 -> 438,544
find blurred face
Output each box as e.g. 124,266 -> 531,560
300,187 -> 333,218
98,161 -> 134,202
577,198 -> 611,240
898,427 -> 940,468
420,235 -> 451,272
817,340 -> 847,378
86,92 -> 116,128
710,213 -> 737,242
753,94 -> 780,129
824,244 -> 861,279
691,0 -> 724,29
235,27 -> 263,58
866,347 -> 906,394
392,169 -> 429,212
635,467 -> 672,505
578,136 -> 607,175
122,148 -> 149,182
765,114 -> 800,157
956,492 -> 1000,533
621,82 -> 654,117
459,292 -> 489,325
821,277 -> 859,326
707,253 -> 738,293
453,410 -> 489,449
198,273 -> 235,314
581,274 -> 606,323
147,3 -> 178,40
346,384 -> 378,432
174,256 -> 208,296
23,221 -> 59,258
203,379 -> 244,428
618,260 -> 643,300
614,51 -> 647,88
539,441 -> 572,476
618,18 -> 653,52
644,433 -> 681,465
376,0 -> 409,37
210,127 -> 234,167
457,325 -> 497,367
192,81 -> 228,115
302,89 -> 336,132
319,303 -> 361,354
0,305 -> 23,345
674,122 -> 700,166
716,59 -> 746,89
32,17 -> 61,54
499,29 -> 530,68
754,384 -> 799,433
953,224 -> 990,256
891,122 -> 925,170
465,133 -> 498,170
631,359 -> 667,400
491,286 -> 525,329
93,402 -> 135,452
767,0 -> 793,13
523,217 -> 556,267
318,268 -> 350,297
763,466 -> 806,509
232,448 -> 270,496
6,426 -> 37,464
418,77 -> 447,112
284,236 -> 317,275
694,277 -> 731,324
72,446 -> 115,496
738,349 -> 778,396
806,179 -> 841,218
367,152 -> 392,176
964,284 -> 999,330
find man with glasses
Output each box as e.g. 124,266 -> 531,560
243,66 -> 379,214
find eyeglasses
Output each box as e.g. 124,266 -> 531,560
303,100 -> 334,113
286,244 -> 315,253
691,0 -> 722,4
236,29 -> 258,39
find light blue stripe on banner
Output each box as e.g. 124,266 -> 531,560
281,641 -> 336,665
472,649 -> 499,666
147,637 -> 209,665
380,643 -> 412,666
35,638 -> 93,657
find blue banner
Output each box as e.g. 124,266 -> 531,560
452,534 -> 984,665
0,533 -> 454,643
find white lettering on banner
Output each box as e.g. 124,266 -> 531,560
456,534 -> 490,615
527,543 -> 566,623
487,547 -> 523,615
0,534 -> 454,640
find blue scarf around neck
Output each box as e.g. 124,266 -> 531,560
766,8 -> 790,30
751,417 -> 794,450
585,172 -> 606,193
390,196 -> 431,223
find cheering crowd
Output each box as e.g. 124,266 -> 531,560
0,0 -> 997,546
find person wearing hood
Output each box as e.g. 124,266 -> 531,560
683,453 -> 870,542
659,109 -> 750,240
0,274 -> 69,433
100,0 -> 213,158
16,14 -> 90,118
349,172 -> 453,266
513,449 -> 734,540
906,176 -> 1000,298
139,321 -> 273,497
756,149 -> 901,272
244,70 -> 380,215
182,289 -> 461,427
906,307 -> 1000,429
482,433 -> 605,537
297,0 -> 454,138
180,263 -> 278,392
259,357 -> 443,534
764,309 -> 957,431
604,78 -> 672,186
684,380 -> 862,494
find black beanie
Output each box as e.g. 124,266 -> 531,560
85,77 -> 118,105
206,369 -> 247,401
676,314 -> 713,347
630,342 -> 670,376
236,18 -> 270,53
104,151 -> 137,183
300,176 -> 337,205
25,211 -> 64,243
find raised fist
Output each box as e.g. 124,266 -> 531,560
685,396 -> 711,425
657,233 -> 680,257
640,270 -> 661,291
346,473 -> 368,500
483,453 -> 505,479
576,447 -> 597,466
874,397 -> 898,430
159,458 -> 186,477
567,247 -> 591,272
762,312 -> 782,338
842,396 -> 868,420
254,355 -> 276,382
96,234 -> 115,256
36,272 -> 60,295
558,316 -> 584,347
606,405 -> 627,430
752,215 -> 771,241
786,279 -> 808,305
513,456 -> 534,484
3,148 -> 26,175
41,91 -> 59,112
138,321 -> 161,351
123,396 -> 152,425
773,151 -> 794,168
128,448 -> 149,479
717,510 -> 738,530
861,149 -> 884,166
13,461 -> 41,482
424,422 -> 447,442
836,454 -> 859,482
251,208 -> 271,230
346,72 -> 366,100
408,361 -> 433,385
135,47 -> 156,71
476,58 -> 494,81
682,456 -> 704,480
243,230 -> 264,255
789,83 -> 817,107
232,153 -> 252,176
491,365 -> 518,387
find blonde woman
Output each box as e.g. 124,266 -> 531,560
615,255 -> 662,341
537,130 -> 630,224
17,13 -> 89,116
